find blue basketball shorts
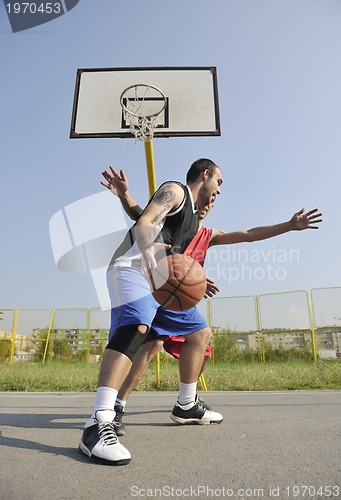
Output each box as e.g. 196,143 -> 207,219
107,266 -> 160,340
152,307 -> 208,337
106,266 -> 208,341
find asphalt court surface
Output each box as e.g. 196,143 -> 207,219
0,391 -> 340,500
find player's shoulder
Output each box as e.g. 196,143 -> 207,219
158,180 -> 185,192
153,181 -> 185,207
200,225 -> 213,236
208,228 -> 223,245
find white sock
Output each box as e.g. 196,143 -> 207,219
177,382 -> 197,409
91,386 -> 118,419
115,397 -> 127,410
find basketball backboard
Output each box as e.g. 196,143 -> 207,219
70,66 -> 220,139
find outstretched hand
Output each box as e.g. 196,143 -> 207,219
101,166 -> 128,197
291,208 -> 323,230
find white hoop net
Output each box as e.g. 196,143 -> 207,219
120,84 -> 166,142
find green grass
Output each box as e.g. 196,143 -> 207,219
0,359 -> 340,392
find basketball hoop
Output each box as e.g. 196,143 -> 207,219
120,84 -> 167,142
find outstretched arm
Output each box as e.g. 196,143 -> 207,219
209,208 -> 323,246
101,166 -> 143,221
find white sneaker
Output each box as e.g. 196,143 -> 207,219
79,410 -> 131,465
170,401 -> 223,425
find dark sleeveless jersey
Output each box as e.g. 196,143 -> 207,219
112,182 -> 198,267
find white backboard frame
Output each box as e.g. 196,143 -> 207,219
70,66 -> 221,139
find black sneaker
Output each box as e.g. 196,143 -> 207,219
170,402 -> 223,425
79,410 -> 131,465
196,394 -> 212,411
113,405 -> 126,436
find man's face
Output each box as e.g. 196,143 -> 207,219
197,167 -> 223,207
197,201 -> 215,221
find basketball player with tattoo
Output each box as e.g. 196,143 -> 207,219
79,158 -> 224,465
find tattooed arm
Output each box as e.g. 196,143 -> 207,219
135,182 -> 184,268
137,182 -> 184,229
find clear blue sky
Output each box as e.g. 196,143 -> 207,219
1,0 -> 340,319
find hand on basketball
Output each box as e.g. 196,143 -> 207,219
141,243 -> 172,276
150,254 -> 208,311
101,166 -> 128,197
291,208 -> 323,230
204,278 -> 220,299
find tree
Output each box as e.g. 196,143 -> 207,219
33,327 -> 52,361
0,339 -> 11,362
53,339 -> 73,361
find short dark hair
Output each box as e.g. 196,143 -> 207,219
186,158 -> 219,184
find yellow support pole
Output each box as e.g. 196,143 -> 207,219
42,309 -> 55,364
156,352 -> 161,387
307,290 -> 318,362
255,295 -> 264,363
199,374 -> 208,391
144,140 -> 157,195
9,309 -> 19,365
198,298 -> 211,391
87,308 -> 91,363
207,298 -> 212,329
144,139 -> 161,386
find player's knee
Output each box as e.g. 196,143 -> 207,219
183,327 -> 211,346
205,328 -> 212,342
196,327 -> 211,344
137,324 -> 148,334
106,324 -> 149,361
149,339 -> 164,358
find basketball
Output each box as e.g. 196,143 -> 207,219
150,254 -> 207,311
